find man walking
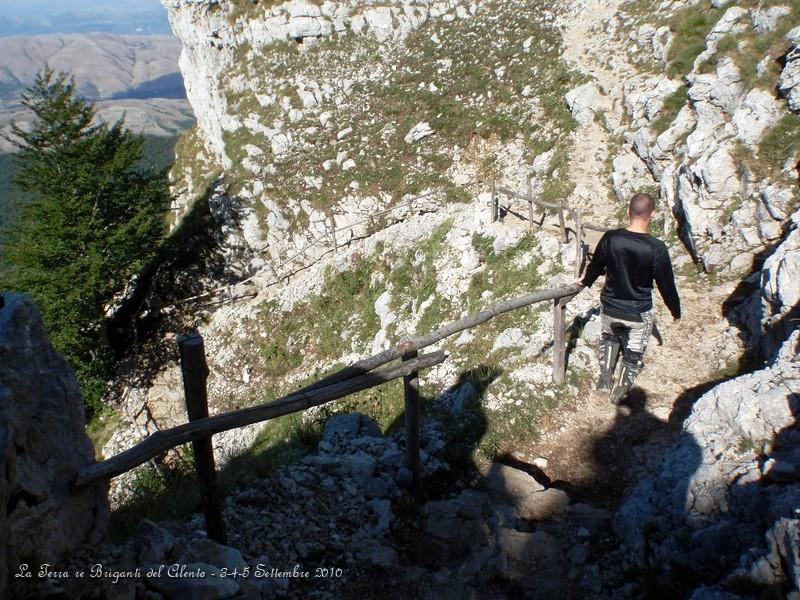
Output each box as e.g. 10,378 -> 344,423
578,192 -> 681,405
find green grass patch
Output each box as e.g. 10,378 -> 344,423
540,144 -> 576,206
388,218 -> 455,334
714,1 -> 800,87
729,113 -> 800,188
85,408 -> 123,458
465,233 -> 544,312
169,127 -> 223,227
109,446 -> 198,541
666,6 -> 724,77
758,114 -> 800,180
652,84 -> 688,135
736,436 -> 759,454
479,381 -> 562,459
256,252 -> 386,376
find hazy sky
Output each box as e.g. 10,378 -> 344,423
0,0 -> 170,36
2,0 -> 164,18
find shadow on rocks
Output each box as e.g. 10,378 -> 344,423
610,365 -> 800,598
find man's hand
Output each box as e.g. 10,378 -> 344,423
573,280 -> 586,290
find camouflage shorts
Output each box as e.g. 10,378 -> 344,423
600,308 -> 654,358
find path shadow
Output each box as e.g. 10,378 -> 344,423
388,365 -> 498,502
578,357 -> 799,598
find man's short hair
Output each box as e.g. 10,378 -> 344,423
629,193 -> 656,218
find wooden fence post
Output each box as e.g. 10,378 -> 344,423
574,208 -> 583,280
402,349 -> 421,492
558,201 -> 567,243
552,298 -> 567,384
527,177 -> 534,232
178,332 -> 227,544
330,214 -> 338,251
407,195 -> 414,217
491,179 -> 498,223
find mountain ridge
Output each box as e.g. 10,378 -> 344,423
0,32 -> 195,151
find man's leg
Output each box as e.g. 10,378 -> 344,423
610,310 -> 654,405
597,313 -> 621,392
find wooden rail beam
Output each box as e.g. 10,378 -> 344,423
558,201 -> 568,243
582,223 -> 611,232
527,178 -> 534,233
491,179 -> 498,223
75,351 -> 447,488
574,208 -> 583,280
301,283 -> 584,395
498,186 -> 561,210
76,284 -> 583,488
330,214 -> 338,251
497,185 -> 612,234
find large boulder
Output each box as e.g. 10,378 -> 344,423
732,89 -> 783,147
482,463 -> 569,521
732,207 -> 800,359
0,293 -> 109,595
322,412 -> 382,443
565,82 -> 604,127
623,75 -> 682,129
611,149 -> 653,202
614,330 -> 800,591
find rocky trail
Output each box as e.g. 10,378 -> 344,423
507,0 -> 742,509
517,279 -> 738,508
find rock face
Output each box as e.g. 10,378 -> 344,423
162,0 -> 453,169
730,207 -> 800,361
611,9 -> 800,275
565,82 -> 604,126
0,294 -> 108,595
780,26 -> 800,110
615,331 -> 800,590
160,0 -> 465,277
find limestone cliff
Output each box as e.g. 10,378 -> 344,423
160,0 -> 574,275
606,3 -> 800,275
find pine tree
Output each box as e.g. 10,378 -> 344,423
0,68 -> 168,415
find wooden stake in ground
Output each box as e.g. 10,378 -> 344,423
178,332 -> 226,544
527,177 -> 534,232
491,178 -> 498,222
558,200 -> 567,243
330,214 -> 338,251
574,208 -> 583,279
552,298 -> 568,384
402,350 -> 421,492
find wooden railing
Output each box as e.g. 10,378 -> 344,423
495,183 -> 611,280
75,281 -> 582,541
78,177 -> 611,541
173,175 -> 610,309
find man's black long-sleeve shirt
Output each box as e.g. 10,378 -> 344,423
581,228 -> 681,321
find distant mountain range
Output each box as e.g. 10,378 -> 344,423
0,33 -> 195,151
0,28 -> 192,237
